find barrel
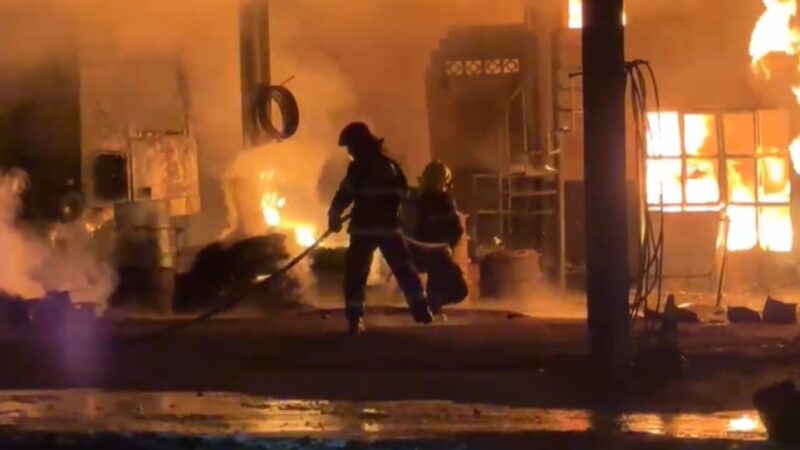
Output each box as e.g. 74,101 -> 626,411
452,212 -> 474,301
112,200 -> 177,314
479,250 -> 541,299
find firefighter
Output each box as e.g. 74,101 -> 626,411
407,160 -> 468,317
328,122 -> 434,335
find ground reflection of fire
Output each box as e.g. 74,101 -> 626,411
258,170 -> 318,248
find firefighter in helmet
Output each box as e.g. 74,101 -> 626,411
407,160 -> 468,317
328,122 -> 434,334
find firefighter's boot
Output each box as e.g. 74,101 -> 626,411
348,316 -> 366,336
429,296 -> 448,322
346,307 -> 366,336
410,301 -> 434,324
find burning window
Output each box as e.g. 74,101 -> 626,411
646,112 -> 720,211
646,110 -> 793,252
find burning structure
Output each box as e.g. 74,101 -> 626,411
0,0 -> 297,313
426,0 -> 800,300
3,0 -> 800,315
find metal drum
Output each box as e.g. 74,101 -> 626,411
452,212 -> 474,301
112,200 -> 177,314
479,250 -> 541,299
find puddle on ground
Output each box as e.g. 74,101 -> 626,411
0,390 -> 768,442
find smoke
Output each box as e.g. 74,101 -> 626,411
220,53 -> 358,245
269,0 -> 526,175
0,170 -> 117,306
0,0 -> 243,247
221,0 -> 526,238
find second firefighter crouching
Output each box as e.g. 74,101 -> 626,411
403,160 -> 469,316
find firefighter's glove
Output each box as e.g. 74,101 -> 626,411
328,214 -> 344,233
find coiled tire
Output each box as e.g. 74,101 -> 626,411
254,84 -> 300,141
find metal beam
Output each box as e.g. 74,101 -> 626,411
581,0 -> 630,380
240,0 -> 271,147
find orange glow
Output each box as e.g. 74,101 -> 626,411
747,1 -> 797,253
684,114 -> 714,156
749,0 -> 799,77
728,415 -> 760,433
646,112 -> 719,209
646,111 -> 681,157
727,206 -> 758,251
760,206 -> 793,251
568,0 -> 582,29
259,170 -> 318,248
790,136 -> 800,172
751,0 -> 800,173
260,191 -> 286,227
645,111 -> 793,251
567,0 -> 626,29
646,159 -> 682,206
758,156 -> 791,203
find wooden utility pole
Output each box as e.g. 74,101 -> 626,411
581,0 -> 630,381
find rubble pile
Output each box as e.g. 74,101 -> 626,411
174,234 -> 301,312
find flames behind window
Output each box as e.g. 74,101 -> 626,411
645,110 -> 792,252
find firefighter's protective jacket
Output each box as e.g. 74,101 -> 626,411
413,191 -> 463,248
329,153 -> 408,235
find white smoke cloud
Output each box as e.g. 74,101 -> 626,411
0,170 -> 117,307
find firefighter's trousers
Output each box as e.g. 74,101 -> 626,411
410,243 -> 468,309
344,234 -> 426,320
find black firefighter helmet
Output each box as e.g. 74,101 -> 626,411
338,122 -> 384,158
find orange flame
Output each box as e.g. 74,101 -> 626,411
645,112 -> 720,210
747,0 -> 797,253
645,111 -> 793,252
258,171 -> 318,248
749,0 -> 799,77
751,0 -> 800,174
567,0 -> 626,29
568,0 -> 583,29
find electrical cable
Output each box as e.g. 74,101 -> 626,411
626,59 -> 665,330
254,84 -> 300,141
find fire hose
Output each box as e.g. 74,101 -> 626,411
120,213 -> 461,342
121,215 -> 351,342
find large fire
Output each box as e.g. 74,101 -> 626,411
646,111 -> 792,252
645,112 -> 720,211
747,0 -> 800,252
749,0 -> 799,77
258,170 -> 318,248
751,0 -> 800,171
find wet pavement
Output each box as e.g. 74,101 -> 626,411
0,390 -> 774,449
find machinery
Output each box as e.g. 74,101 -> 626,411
0,0 -> 294,313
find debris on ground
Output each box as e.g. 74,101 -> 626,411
762,297 -> 797,325
174,234 -> 301,312
727,306 -> 761,324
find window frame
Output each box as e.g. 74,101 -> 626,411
645,109 -> 792,252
